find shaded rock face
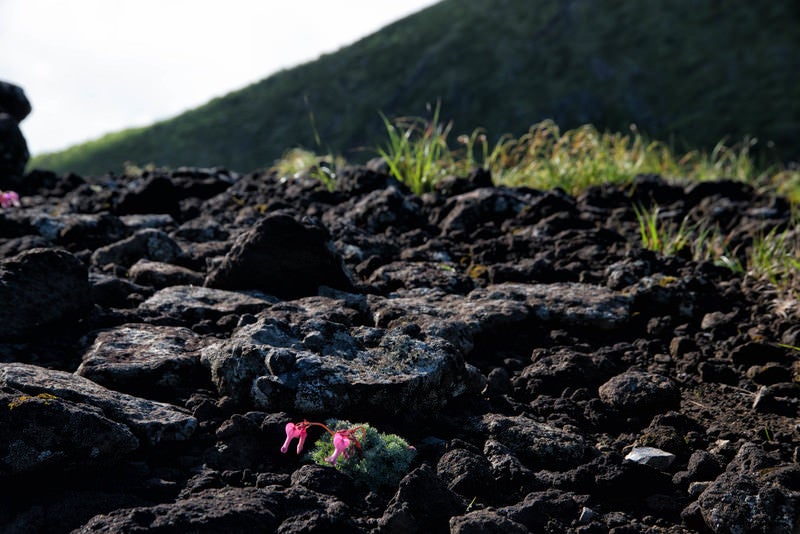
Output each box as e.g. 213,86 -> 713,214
0,248 -> 91,340
0,114 -> 29,181
687,443 -> 800,533
0,81 -> 31,185
205,211 -> 354,299
0,363 -> 197,447
0,81 -> 32,123
1,164 -> 800,533
0,386 -> 139,476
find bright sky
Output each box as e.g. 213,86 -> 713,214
0,0 -> 441,155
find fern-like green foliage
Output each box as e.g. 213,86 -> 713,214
309,419 -> 416,490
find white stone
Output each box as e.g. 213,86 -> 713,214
624,446 -> 676,470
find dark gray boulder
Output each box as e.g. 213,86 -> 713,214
0,81 -> 30,185
0,248 -> 91,340
368,282 -> 631,355
0,362 -> 197,447
138,285 -> 276,325
0,386 -> 138,476
74,486 -> 281,533
204,212 -> 354,299
0,113 -> 28,183
692,442 -> 800,533
468,413 -> 593,470
379,464 -> 465,533
127,259 -> 204,288
91,228 -> 184,268
436,448 -> 495,496
0,81 -> 32,123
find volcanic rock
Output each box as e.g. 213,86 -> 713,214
0,81 -> 32,123
624,446 -> 676,470
0,113 -> 28,183
138,284 -> 276,325
689,442 -> 800,533
205,211 -> 354,299
6,363 -> 196,441
0,248 -> 91,340
91,228 -> 184,269
598,370 -> 681,418
1,161 -> 799,533
201,296 -> 482,418
0,386 -> 138,476
76,323 -> 208,401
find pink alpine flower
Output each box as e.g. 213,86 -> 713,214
325,430 -> 353,465
281,421 -> 308,454
0,191 -> 20,208
280,419 -> 366,466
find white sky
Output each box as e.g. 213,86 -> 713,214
0,0 -> 441,155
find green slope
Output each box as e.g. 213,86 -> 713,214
32,0 -> 800,177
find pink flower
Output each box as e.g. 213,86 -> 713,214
0,191 -> 20,208
325,430 -> 352,465
281,422 -> 308,454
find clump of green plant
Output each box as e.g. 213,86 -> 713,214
485,122 -> 662,193
281,419 -> 416,490
271,97 -> 343,191
272,148 -> 342,191
747,225 -> 800,290
632,203 -> 743,271
374,113 -> 795,198
483,123 -> 786,196
377,102 -> 453,195
122,161 -> 159,177
632,201 -> 800,295
633,204 -> 694,256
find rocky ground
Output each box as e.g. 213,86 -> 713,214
0,164 -> 798,533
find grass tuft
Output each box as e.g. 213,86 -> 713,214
377,103 -> 453,195
633,204 -> 744,271
747,224 -> 800,290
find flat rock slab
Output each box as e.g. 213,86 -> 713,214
0,388 -> 138,476
75,486 -> 281,533
76,485 -> 356,533
470,413 -> 593,469
0,363 -> 197,446
138,285 -> 277,323
369,282 -> 631,354
77,323 -> 209,400
498,283 -> 631,330
201,297 -> 482,418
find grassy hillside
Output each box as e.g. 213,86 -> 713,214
31,0 -> 800,177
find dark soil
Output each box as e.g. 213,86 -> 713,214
0,165 -> 798,533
